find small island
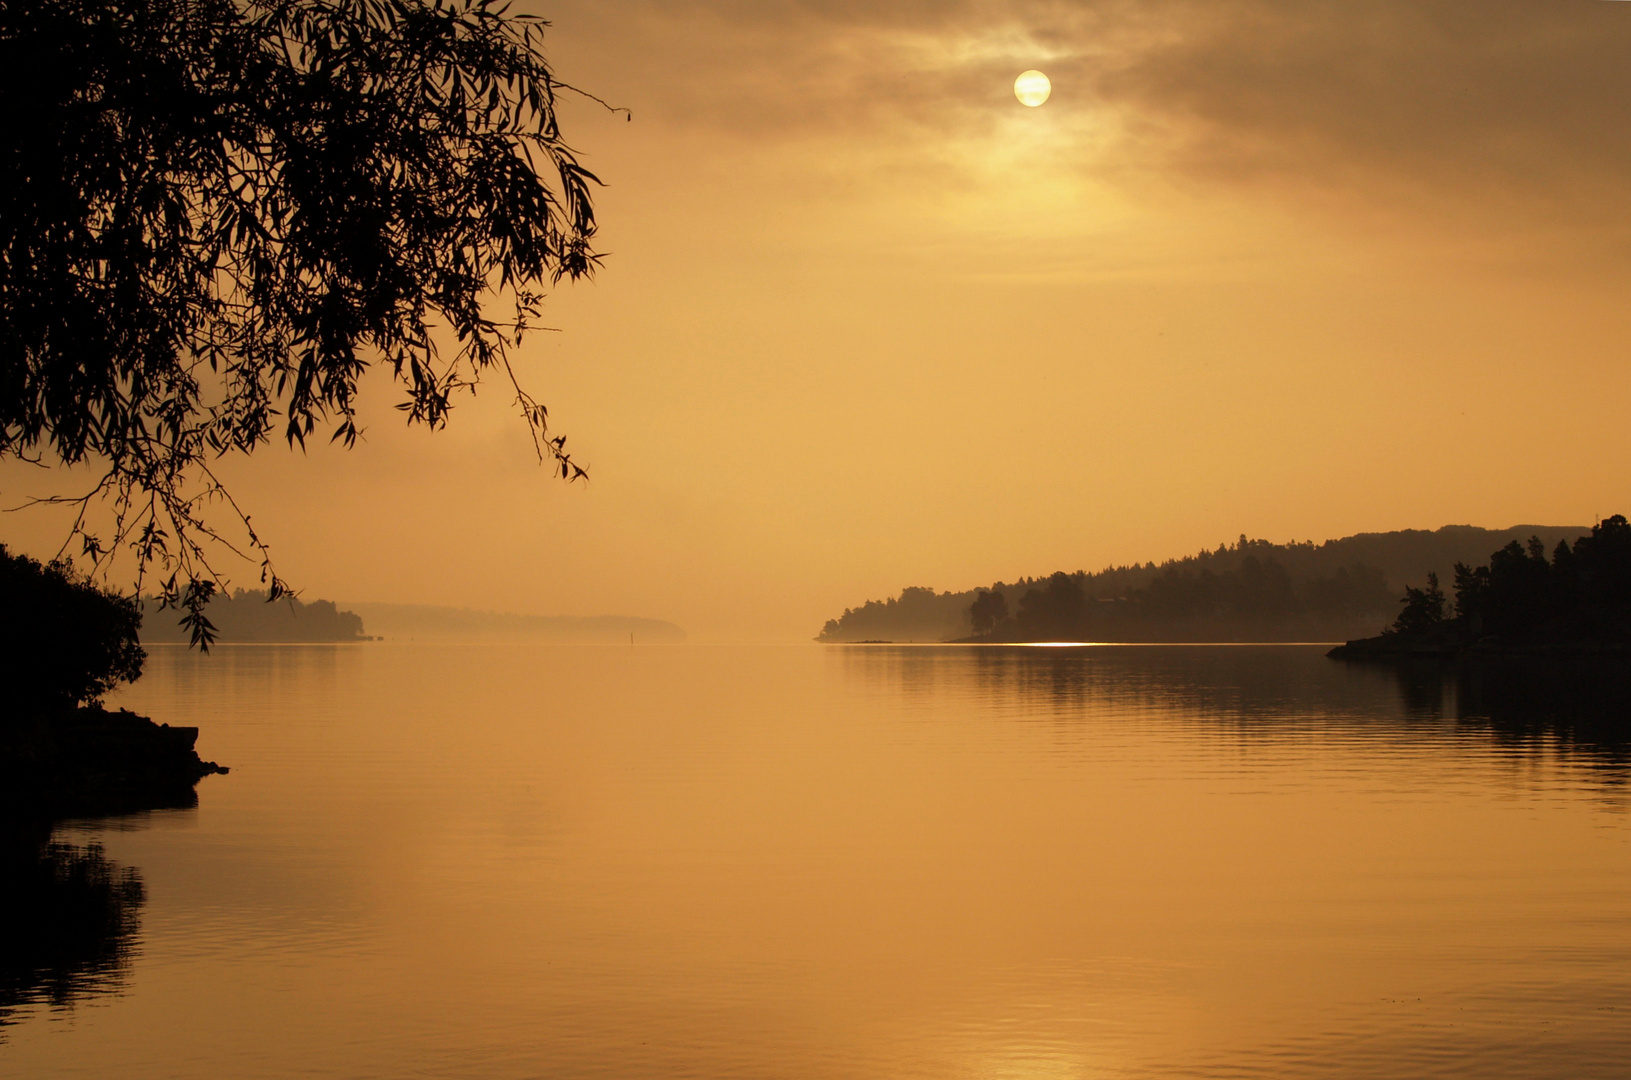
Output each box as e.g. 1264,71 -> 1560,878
1329,515 -> 1631,659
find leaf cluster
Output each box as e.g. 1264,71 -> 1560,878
0,0 -> 601,642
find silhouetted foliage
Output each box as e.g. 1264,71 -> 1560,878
819,525 -> 1586,643
968,589 -> 1008,636
139,587 -> 365,643
1016,572 -> 1089,639
0,547 -> 224,814
821,585 -> 957,644
1448,515 -> 1631,643
0,545 -> 144,719
1392,572 -> 1446,634
1338,516 -> 1631,655
0,0 -> 603,642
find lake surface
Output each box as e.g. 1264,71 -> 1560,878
4,644 -> 1630,1078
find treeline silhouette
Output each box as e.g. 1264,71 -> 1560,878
1340,515 -> 1631,655
818,524 -> 1589,643
139,589 -> 367,644
344,603 -> 685,643
966,552 -> 1391,643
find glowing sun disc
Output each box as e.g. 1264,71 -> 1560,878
1014,69 -> 1051,107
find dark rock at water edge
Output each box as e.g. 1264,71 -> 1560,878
1328,631 -> 1631,660
0,708 -> 227,820
0,705 -> 212,1025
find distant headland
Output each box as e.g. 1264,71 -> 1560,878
139,589 -> 370,644
336,603 -> 686,644
137,591 -> 686,645
818,524 -> 1591,644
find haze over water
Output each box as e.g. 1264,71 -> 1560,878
5,644 -> 1629,1078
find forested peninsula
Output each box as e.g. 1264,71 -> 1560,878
1331,515 -> 1631,658
818,524 -> 1589,644
138,589 -> 369,644
137,592 -> 688,644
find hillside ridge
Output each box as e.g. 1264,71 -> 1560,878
818,524 -> 1589,643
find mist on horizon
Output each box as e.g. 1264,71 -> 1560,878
4,0 -> 1627,641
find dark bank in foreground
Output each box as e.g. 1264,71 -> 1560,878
1330,515 -> 1631,659
1,547 -> 220,1033
0,547 -> 224,820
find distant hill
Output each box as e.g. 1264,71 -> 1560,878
140,589 -> 367,643
140,592 -> 686,645
341,603 -> 686,643
818,524 -> 1591,643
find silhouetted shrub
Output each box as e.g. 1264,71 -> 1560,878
0,547 -> 143,720
1392,572 -> 1446,634
969,590 -> 1009,636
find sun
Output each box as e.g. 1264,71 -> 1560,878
1014,70 -> 1051,107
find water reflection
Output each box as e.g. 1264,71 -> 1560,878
6,644 -> 1629,1079
1383,655 -> 1631,779
842,643 -> 1399,717
839,644 -> 1631,782
0,819 -> 145,1031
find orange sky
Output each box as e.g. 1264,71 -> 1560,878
5,0 -> 1631,639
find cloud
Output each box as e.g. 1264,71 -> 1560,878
551,0 -> 1631,230
1108,1 -> 1631,209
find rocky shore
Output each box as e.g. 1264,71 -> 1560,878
1328,631 -> 1631,660
0,708 -> 227,819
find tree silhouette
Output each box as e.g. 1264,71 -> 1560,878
1391,571 -> 1445,635
1345,516 -> 1631,654
1014,572 -> 1088,639
1453,517 -> 1631,642
0,0 -> 606,642
969,589 -> 1008,636
0,545 -> 144,719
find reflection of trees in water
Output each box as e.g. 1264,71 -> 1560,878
142,641 -> 347,720
0,822 -> 145,1032
840,645 -> 1404,722
1395,658 -> 1631,780
836,645 -> 1631,783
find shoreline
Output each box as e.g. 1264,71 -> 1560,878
1,708 -> 227,821
1328,634 -> 1631,660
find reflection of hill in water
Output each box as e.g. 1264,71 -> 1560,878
837,645 -> 1631,780
0,821 -> 145,1032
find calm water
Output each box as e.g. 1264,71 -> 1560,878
4,644 -> 1630,1078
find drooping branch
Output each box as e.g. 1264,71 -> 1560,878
0,0 -> 610,641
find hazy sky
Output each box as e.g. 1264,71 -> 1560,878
7,0 -> 1631,639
